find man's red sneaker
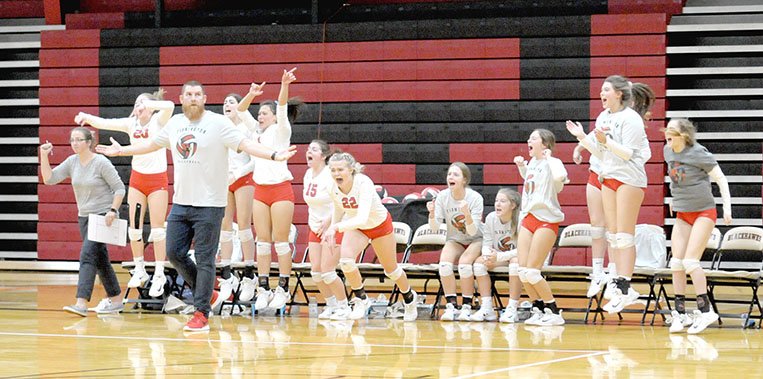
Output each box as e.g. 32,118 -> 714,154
183,311 -> 209,332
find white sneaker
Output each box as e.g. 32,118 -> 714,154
403,291 -> 418,322
587,274 -> 607,298
318,305 -> 336,319
538,308 -> 565,326
499,307 -> 518,323
440,303 -> 459,321
603,279 -> 616,300
254,288 -> 273,311
91,298 -> 110,313
330,305 -> 352,321
128,268 -> 149,288
149,274 -> 167,297
163,295 -> 187,313
524,307 -> 544,325
687,310 -> 718,334
457,304 -> 473,321
238,277 -> 256,302
669,310 -> 693,333
217,276 -> 239,304
349,297 -> 373,320
95,298 -> 124,314
470,306 -> 497,322
603,287 -> 640,314
268,287 -> 291,310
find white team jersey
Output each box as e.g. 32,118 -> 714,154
330,173 -> 388,233
251,104 -> 293,185
228,114 -> 256,181
153,111 -> 245,207
99,115 -> 168,174
433,187 -> 483,244
303,166 -> 334,234
520,157 -> 565,223
482,211 -> 516,255
595,107 -> 650,188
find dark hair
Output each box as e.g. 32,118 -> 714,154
533,128 -> 556,151
630,83 -> 655,121
71,127 -> 95,150
311,139 -> 331,164
182,80 -> 205,94
225,93 -> 243,103
604,75 -> 632,106
260,97 -> 303,124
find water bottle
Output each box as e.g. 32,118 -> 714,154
308,297 -> 319,318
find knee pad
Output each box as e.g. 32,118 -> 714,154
615,233 -> 635,249
339,258 -> 358,273
322,270 -> 338,284
518,267 -> 529,283
525,268 -> 543,285
274,242 -> 291,256
310,271 -> 322,283
683,259 -> 701,274
591,226 -> 606,240
256,242 -> 271,257
438,262 -> 454,277
473,262 -> 488,277
509,262 -> 519,276
219,230 -> 234,243
128,228 -> 143,242
669,257 -> 684,272
458,263 -> 473,278
238,228 -> 254,242
606,232 -> 616,248
385,266 -> 404,281
148,227 -> 165,242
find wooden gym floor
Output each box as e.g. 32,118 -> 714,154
0,271 -> 762,378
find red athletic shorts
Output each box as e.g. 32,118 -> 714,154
228,174 -> 254,193
308,229 -> 344,244
587,171 -> 602,190
677,208 -> 717,225
359,213 -> 394,240
129,170 -> 168,196
521,213 -> 560,235
253,181 -> 295,206
601,177 -> 625,192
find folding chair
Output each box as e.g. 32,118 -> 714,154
651,227 -> 722,325
704,226 -> 763,328
399,223 -> 447,317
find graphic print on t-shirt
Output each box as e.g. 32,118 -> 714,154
451,213 -> 467,234
668,161 -> 686,183
498,235 -> 514,251
524,174 -> 536,195
176,133 -> 198,159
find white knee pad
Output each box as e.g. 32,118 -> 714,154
525,268 -> 543,285
606,232 -> 616,248
256,242 -> 271,257
473,262 -> 489,277
385,266 -> 404,281
274,242 -> 291,256
615,233 -> 635,249
219,230 -> 234,243
683,259 -> 701,274
339,258 -> 358,273
518,267 -> 529,283
458,263 -> 473,278
591,226 -> 606,239
310,271 -> 323,283
322,270 -> 339,284
148,227 -> 165,242
669,257 -> 684,272
438,262 -> 454,277
509,262 -> 519,276
238,228 -> 254,242
128,228 -> 143,242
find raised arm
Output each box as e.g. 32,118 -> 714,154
238,138 -> 296,161
237,82 -> 266,113
75,112 -> 131,133
39,141 -> 54,184
96,137 -> 163,157
143,99 -> 175,126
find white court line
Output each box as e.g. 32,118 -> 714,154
0,330 -> 601,354
453,351 -> 609,379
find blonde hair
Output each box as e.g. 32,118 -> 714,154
139,88 -> 165,101
533,128 -> 556,151
329,151 -> 365,174
664,118 -> 697,146
496,187 -> 521,242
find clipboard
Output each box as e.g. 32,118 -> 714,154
87,214 -> 128,246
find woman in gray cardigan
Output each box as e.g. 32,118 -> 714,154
40,127 -> 126,316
